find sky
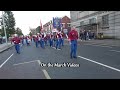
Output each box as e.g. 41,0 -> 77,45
0,11 -> 70,35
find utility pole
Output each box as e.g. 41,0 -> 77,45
2,11 -> 7,44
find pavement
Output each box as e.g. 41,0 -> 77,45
0,41 -> 120,79
0,42 -> 14,53
65,39 -> 120,47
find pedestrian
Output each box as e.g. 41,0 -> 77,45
61,32 -> 64,46
68,26 -> 78,59
12,34 -> 21,54
20,35 -> 24,45
0,36 -> 3,44
86,31 -> 89,40
84,30 -> 87,40
56,31 -> 61,50
35,35 -> 38,48
53,32 -> 56,48
49,33 -> 53,47
27,36 -> 31,46
44,34 -> 48,46
41,32 -> 45,49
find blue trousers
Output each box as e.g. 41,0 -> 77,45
53,39 -> 56,47
49,39 -> 53,47
35,41 -> 38,48
44,40 -> 48,46
61,38 -> 64,46
38,40 -> 41,47
56,39 -> 59,49
26,39 -> 28,44
70,40 -> 77,58
59,38 -> 62,49
41,39 -> 45,48
15,44 -> 20,53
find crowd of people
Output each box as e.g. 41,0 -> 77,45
11,26 -> 80,59
79,30 -> 95,41
0,36 -> 6,44
11,30 -> 65,54
32,31 -> 64,50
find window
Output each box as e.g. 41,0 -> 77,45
67,23 -> 71,27
62,23 -> 65,28
80,21 -> 84,26
102,14 -> 109,26
89,18 -> 96,24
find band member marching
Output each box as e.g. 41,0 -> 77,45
12,34 -> 21,54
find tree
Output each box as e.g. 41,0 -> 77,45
36,26 -> 40,33
29,32 -> 32,36
1,11 -> 16,38
15,27 -> 23,36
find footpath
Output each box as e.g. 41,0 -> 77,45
65,39 -> 120,47
0,42 -> 14,53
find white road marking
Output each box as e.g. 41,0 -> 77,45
37,60 -> 51,79
37,60 -> 41,65
78,55 -> 120,72
0,53 -> 14,68
42,69 -> 51,79
110,50 -> 120,53
13,60 -> 39,66
84,44 -> 112,48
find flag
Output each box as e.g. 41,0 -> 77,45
40,20 -> 42,31
53,17 -> 55,28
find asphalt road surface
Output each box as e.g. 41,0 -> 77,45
0,41 -> 120,79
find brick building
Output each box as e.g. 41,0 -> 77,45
43,16 -> 71,36
61,16 -> 71,35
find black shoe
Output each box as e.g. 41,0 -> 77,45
70,56 -> 73,59
73,56 -> 77,59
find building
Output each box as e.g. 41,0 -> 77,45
70,11 -> 120,39
43,20 -> 53,34
61,16 -> 71,35
43,16 -> 71,36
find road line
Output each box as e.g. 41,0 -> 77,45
37,60 -> 51,79
42,69 -> 51,79
13,60 -> 39,66
0,53 -> 14,68
37,60 -> 41,65
78,55 -> 120,72
110,50 -> 120,53
84,44 -> 112,48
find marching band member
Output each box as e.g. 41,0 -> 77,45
12,34 -> 21,54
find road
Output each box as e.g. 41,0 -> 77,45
0,41 -> 120,79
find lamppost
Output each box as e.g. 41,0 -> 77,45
2,11 -> 7,44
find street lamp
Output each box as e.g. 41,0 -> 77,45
2,11 -> 7,44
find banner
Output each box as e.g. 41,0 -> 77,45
53,17 -> 61,29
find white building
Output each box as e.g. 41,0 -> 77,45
70,11 -> 120,39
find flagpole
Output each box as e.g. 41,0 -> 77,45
2,11 -> 7,44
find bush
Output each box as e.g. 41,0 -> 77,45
103,36 -> 115,39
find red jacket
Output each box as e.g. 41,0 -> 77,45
68,29 -> 78,40
12,37 -> 21,44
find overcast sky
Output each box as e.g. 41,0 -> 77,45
0,11 -> 70,35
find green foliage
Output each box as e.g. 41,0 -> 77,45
36,26 -> 40,33
1,11 -> 16,38
29,32 -> 32,36
15,27 -> 23,36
